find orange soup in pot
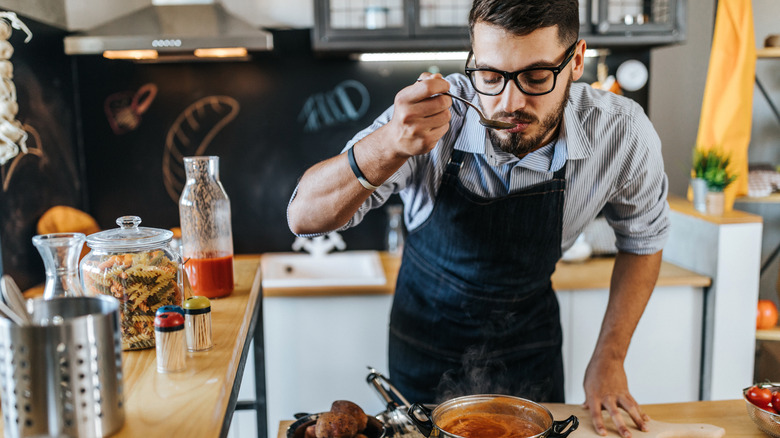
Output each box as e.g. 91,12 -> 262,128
439,412 -> 545,438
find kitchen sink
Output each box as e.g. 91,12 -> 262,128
260,250 -> 386,288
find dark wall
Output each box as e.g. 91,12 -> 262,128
0,16 -> 81,290
75,30 -> 470,254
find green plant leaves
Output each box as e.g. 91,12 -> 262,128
692,148 -> 737,192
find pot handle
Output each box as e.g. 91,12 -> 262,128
550,415 -> 578,438
407,403 -> 434,437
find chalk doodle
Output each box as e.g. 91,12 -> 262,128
2,123 -> 43,192
162,95 -> 240,203
298,79 -> 370,132
104,83 -> 158,135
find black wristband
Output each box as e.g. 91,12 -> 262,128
347,146 -> 380,191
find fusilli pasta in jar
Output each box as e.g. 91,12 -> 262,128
80,216 -> 183,350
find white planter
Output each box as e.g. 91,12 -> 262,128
691,178 -> 708,213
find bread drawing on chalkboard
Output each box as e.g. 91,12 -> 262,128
0,12 -> 31,167
104,83 -> 158,135
162,96 -> 239,202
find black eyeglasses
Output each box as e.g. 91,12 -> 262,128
465,41 -> 578,96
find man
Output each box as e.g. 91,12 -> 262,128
288,1 -> 669,437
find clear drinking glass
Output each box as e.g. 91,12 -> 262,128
32,232 -> 86,299
179,156 -> 234,298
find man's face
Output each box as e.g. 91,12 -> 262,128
470,23 -> 585,158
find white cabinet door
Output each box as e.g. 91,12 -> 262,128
557,285 -> 704,404
263,294 -> 394,438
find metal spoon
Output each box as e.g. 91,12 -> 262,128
417,80 -> 516,130
443,92 -> 516,130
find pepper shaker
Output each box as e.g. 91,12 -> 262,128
156,305 -> 184,317
154,312 -> 186,373
184,296 -> 213,352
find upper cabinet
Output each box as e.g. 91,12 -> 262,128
313,0 -> 687,53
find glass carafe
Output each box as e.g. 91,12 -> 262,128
179,156 -> 234,298
32,232 -> 86,299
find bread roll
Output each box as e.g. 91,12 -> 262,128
331,400 -> 368,432
315,411 -> 359,438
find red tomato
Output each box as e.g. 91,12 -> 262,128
757,300 -> 779,330
773,391 -> 780,414
747,385 -> 773,412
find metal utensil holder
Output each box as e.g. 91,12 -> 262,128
0,296 -> 125,438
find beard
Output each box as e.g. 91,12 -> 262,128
487,78 -> 572,158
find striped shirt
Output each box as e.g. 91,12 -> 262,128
299,74 -> 670,255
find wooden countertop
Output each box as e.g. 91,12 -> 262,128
668,194 -> 763,225
277,399 -> 765,437
262,252 -> 710,297
10,256 -> 263,437
115,255 -> 261,436
109,255 -> 261,437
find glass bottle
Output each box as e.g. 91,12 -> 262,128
386,204 -> 405,256
179,156 -> 234,298
32,232 -> 86,299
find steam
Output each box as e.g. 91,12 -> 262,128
435,344 -> 539,403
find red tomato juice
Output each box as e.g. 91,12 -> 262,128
185,255 -> 234,298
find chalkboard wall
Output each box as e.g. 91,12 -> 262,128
0,25 -> 650,288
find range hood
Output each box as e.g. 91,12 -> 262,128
64,0 -> 273,60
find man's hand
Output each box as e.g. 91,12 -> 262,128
582,355 -> 649,437
383,72 -> 453,159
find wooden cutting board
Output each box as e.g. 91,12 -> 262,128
546,404 -> 726,437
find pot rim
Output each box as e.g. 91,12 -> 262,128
428,394 -> 561,438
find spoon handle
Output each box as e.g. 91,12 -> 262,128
1,275 -> 30,324
0,296 -> 25,326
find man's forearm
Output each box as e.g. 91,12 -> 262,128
288,125 -> 408,235
594,250 -> 663,360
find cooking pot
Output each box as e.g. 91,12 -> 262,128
408,395 -> 577,438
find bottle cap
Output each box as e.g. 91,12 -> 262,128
156,305 -> 184,317
154,312 -> 184,331
184,296 -> 211,315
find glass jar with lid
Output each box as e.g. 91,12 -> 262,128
80,215 -> 183,351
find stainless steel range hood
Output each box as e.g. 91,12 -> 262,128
63,0 -> 273,58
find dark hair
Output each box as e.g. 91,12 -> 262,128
468,0 -> 579,46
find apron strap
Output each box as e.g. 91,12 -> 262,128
553,161 -> 567,180
443,149 -> 466,183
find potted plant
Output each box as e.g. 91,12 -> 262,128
691,148 -> 737,215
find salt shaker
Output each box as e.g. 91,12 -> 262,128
179,156 -> 234,299
154,312 -> 186,373
184,296 -> 213,352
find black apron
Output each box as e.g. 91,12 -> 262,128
388,149 -> 566,404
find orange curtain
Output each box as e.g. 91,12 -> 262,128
695,0 -> 756,211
